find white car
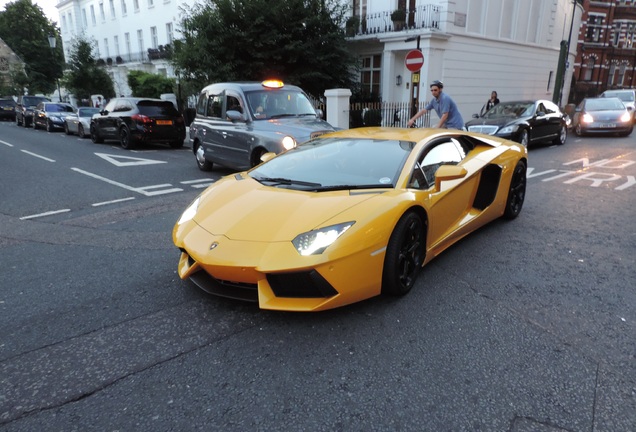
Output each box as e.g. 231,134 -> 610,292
63,107 -> 101,138
600,89 -> 636,121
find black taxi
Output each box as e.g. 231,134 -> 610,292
189,80 -> 334,171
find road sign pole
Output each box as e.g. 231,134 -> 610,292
405,39 -> 423,122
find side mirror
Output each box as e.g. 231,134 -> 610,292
226,110 -> 245,122
472,113 -> 479,118
434,165 -> 468,191
315,108 -> 324,119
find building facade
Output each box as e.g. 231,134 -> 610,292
346,0 -> 583,121
571,0 -> 636,104
55,0 -> 187,97
0,37 -> 24,95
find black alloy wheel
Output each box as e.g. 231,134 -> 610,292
382,211 -> 426,296
503,161 -> 527,220
119,126 -> 135,149
46,120 -> 53,132
78,124 -> 86,138
90,124 -> 104,143
553,124 -> 567,145
64,122 -> 71,135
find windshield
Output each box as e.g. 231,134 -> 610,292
46,104 -> 74,113
23,97 -> 49,106
244,89 -> 317,120
603,91 -> 634,102
483,102 -> 534,119
586,98 -> 625,111
249,138 -> 413,190
78,107 -> 101,117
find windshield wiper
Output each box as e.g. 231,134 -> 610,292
313,184 -> 392,192
268,113 -> 297,119
252,176 -> 322,187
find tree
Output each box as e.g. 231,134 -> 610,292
0,0 -> 63,95
172,0 -> 357,98
127,70 -> 175,98
61,36 -> 115,102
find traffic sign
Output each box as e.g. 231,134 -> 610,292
405,50 -> 424,72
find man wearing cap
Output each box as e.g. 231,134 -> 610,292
407,80 -> 465,129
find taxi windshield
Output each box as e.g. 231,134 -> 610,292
245,89 -> 318,120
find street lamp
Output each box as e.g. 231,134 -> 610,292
47,34 -> 62,102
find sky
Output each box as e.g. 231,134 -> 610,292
0,0 -> 58,22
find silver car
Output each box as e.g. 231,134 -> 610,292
189,80 -> 334,171
64,107 -> 101,138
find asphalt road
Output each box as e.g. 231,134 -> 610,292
0,120 -> 634,431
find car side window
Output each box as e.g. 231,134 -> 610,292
543,101 -> 557,114
196,93 -> 207,116
410,139 -> 465,189
206,94 -> 223,118
103,100 -> 117,112
226,95 -> 243,114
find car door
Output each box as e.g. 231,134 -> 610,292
220,92 -> 253,167
198,91 -> 239,168
93,99 -> 117,138
530,101 -> 552,142
541,100 -> 564,138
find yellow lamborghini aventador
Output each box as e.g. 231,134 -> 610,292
173,127 -> 528,311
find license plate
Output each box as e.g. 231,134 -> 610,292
156,120 -> 173,125
600,123 -> 616,128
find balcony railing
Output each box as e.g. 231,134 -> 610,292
346,4 -> 440,37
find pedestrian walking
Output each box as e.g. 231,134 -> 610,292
480,90 -> 500,116
407,80 -> 465,129
95,96 -> 103,109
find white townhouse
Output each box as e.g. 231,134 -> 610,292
345,0 -> 583,120
55,0 -> 190,97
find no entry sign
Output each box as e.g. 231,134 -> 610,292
405,50 -> 424,72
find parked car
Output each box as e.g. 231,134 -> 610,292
173,127 -> 528,311
189,80 -> 334,171
90,97 -> 186,149
0,97 -> 16,121
15,95 -> 51,127
600,89 -> 635,121
64,107 -> 101,138
571,97 -> 633,137
465,99 -> 568,147
32,102 -> 76,131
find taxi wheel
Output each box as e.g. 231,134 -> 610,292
119,126 -> 136,150
195,143 -> 212,171
78,125 -> 86,138
382,211 -> 425,296
90,124 -> 104,143
503,161 -> 527,220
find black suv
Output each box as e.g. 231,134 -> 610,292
0,98 -> 17,121
16,95 -> 51,127
90,97 -> 186,149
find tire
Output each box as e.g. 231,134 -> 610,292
169,140 -> 184,149
381,211 -> 426,296
64,122 -> 71,135
46,120 -> 53,132
574,123 -> 584,137
503,160 -> 527,220
119,126 -> 135,149
553,124 -> 566,145
16,115 -> 21,127
195,143 -> 213,171
518,129 -> 529,147
250,148 -> 267,167
90,124 -> 103,143
78,124 -> 86,138
31,119 -> 37,129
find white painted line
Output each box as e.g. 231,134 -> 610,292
180,179 -> 215,185
71,167 -> 183,196
190,183 -> 214,189
20,150 -> 55,162
92,197 -> 136,207
95,152 -> 166,167
20,209 -> 71,220
0,140 -> 13,147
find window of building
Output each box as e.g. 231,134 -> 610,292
360,55 -> 381,100
166,22 -> 173,44
148,0 -> 154,6
133,0 -> 140,12
125,32 -> 131,57
104,38 -> 110,58
68,12 -> 73,30
121,0 -> 127,15
586,15 -> 603,42
466,0 -> 485,33
62,15 -> 67,31
82,9 -> 87,28
114,35 -> 120,56
151,26 -> 158,49
137,29 -> 144,55
612,23 -> 621,46
90,5 -> 96,26
608,63 -> 616,86
99,1 -> 105,21
499,0 -> 515,39
583,57 -> 595,81
109,0 -> 116,18
618,63 -> 627,86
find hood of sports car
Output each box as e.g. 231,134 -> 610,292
193,176 -> 380,242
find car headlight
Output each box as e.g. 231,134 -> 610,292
282,135 -> 296,150
498,124 -> 519,134
292,222 -> 355,256
620,112 -> 631,122
582,113 -> 594,124
177,197 -> 200,225
50,116 -> 61,122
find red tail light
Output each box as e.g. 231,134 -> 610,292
131,114 -> 152,124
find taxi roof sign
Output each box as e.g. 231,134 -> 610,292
262,80 -> 284,89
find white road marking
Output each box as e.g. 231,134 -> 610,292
20,150 -> 55,162
92,197 -> 136,207
0,140 -> 14,147
71,167 -> 183,196
95,152 -> 167,167
20,209 -> 70,220
180,179 -> 215,188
